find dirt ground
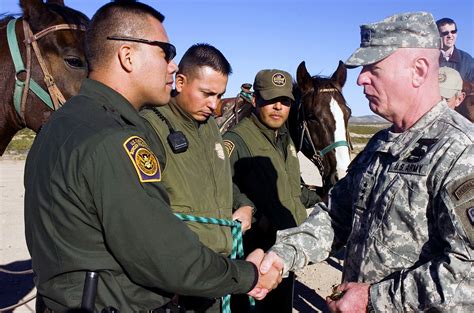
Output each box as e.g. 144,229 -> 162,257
0,156 -> 341,313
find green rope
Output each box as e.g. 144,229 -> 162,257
174,213 -> 255,313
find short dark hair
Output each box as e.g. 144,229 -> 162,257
85,0 -> 165,71
436,17 -> 457,30
177,43 -> 232,79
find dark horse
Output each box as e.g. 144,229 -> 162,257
289,61 -> 352,192
215,61 -> 352,195
0,0 -> 89,155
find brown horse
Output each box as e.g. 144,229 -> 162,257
0,0 -> 89,155
289,61 -> 352,192
455,81 -> 474,123
214,83 -> 254,133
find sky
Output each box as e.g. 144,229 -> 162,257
1,0 -> 473,117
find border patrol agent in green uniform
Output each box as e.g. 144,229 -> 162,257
24,3 -> 264,312
140,44 -> 256,312
223,69 -> 321,313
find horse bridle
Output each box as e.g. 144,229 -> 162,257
297,85 -> 351,179
6,18 -> 86,125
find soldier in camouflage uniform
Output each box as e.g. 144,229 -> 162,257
260,12 -> 474,312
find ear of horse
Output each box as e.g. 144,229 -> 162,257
296,61 -> 313,92
20,0 -> 48,21
331,60 -> 347,88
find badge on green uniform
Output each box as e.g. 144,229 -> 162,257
123,136 -> 161,183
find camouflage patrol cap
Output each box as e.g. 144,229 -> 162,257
253,69 -> 295,101
345,12 -> 441,68
439,67 -> 463,99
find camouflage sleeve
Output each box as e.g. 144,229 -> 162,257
269,175 -> 354,276
269,203 -> 334,276
371,144 -> 474,312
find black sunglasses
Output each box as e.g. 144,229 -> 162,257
440,29 -> 457,36
107,35 -> 176,62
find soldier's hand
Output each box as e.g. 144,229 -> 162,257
259,251 -> 284,276
326,282 -> 370,313
232,205 -> 253,233
245,249 -> 282,300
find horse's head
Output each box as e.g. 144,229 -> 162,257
0,0 -> 89,155
291,61 -> 352,189
20,0 -> 89,109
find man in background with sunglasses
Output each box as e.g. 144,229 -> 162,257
436,17 -> 474,82
24,1 -> 281,312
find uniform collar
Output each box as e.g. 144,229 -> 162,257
79,79 -> 144,128
368,101 -> 448,157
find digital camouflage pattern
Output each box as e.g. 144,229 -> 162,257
346,12 -> 441,67
270,101 -> 474,311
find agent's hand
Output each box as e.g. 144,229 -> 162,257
232,205 -> 253,233
259,251 -> 284,276
326,282 -> 370,313
245,249 -> 282,300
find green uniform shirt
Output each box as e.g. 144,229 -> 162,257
24,79 -> 256,312
223,114 -> 317,233
140,100 -> 233,255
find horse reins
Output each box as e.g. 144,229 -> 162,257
297,85 -> 351,179
6,18 -> 86,124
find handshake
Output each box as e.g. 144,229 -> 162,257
244,249 -> 284,300
242,249 -> 371,312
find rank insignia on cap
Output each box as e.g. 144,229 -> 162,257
360,29 -> 372,46
123,136 -> 161,183
223,140 -> 235,157
272,73 -> 286,86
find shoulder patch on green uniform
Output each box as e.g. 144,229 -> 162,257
223,140 -> 235,157
123,136 -> 161,183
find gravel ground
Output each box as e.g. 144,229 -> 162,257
0,156 -> 342,312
